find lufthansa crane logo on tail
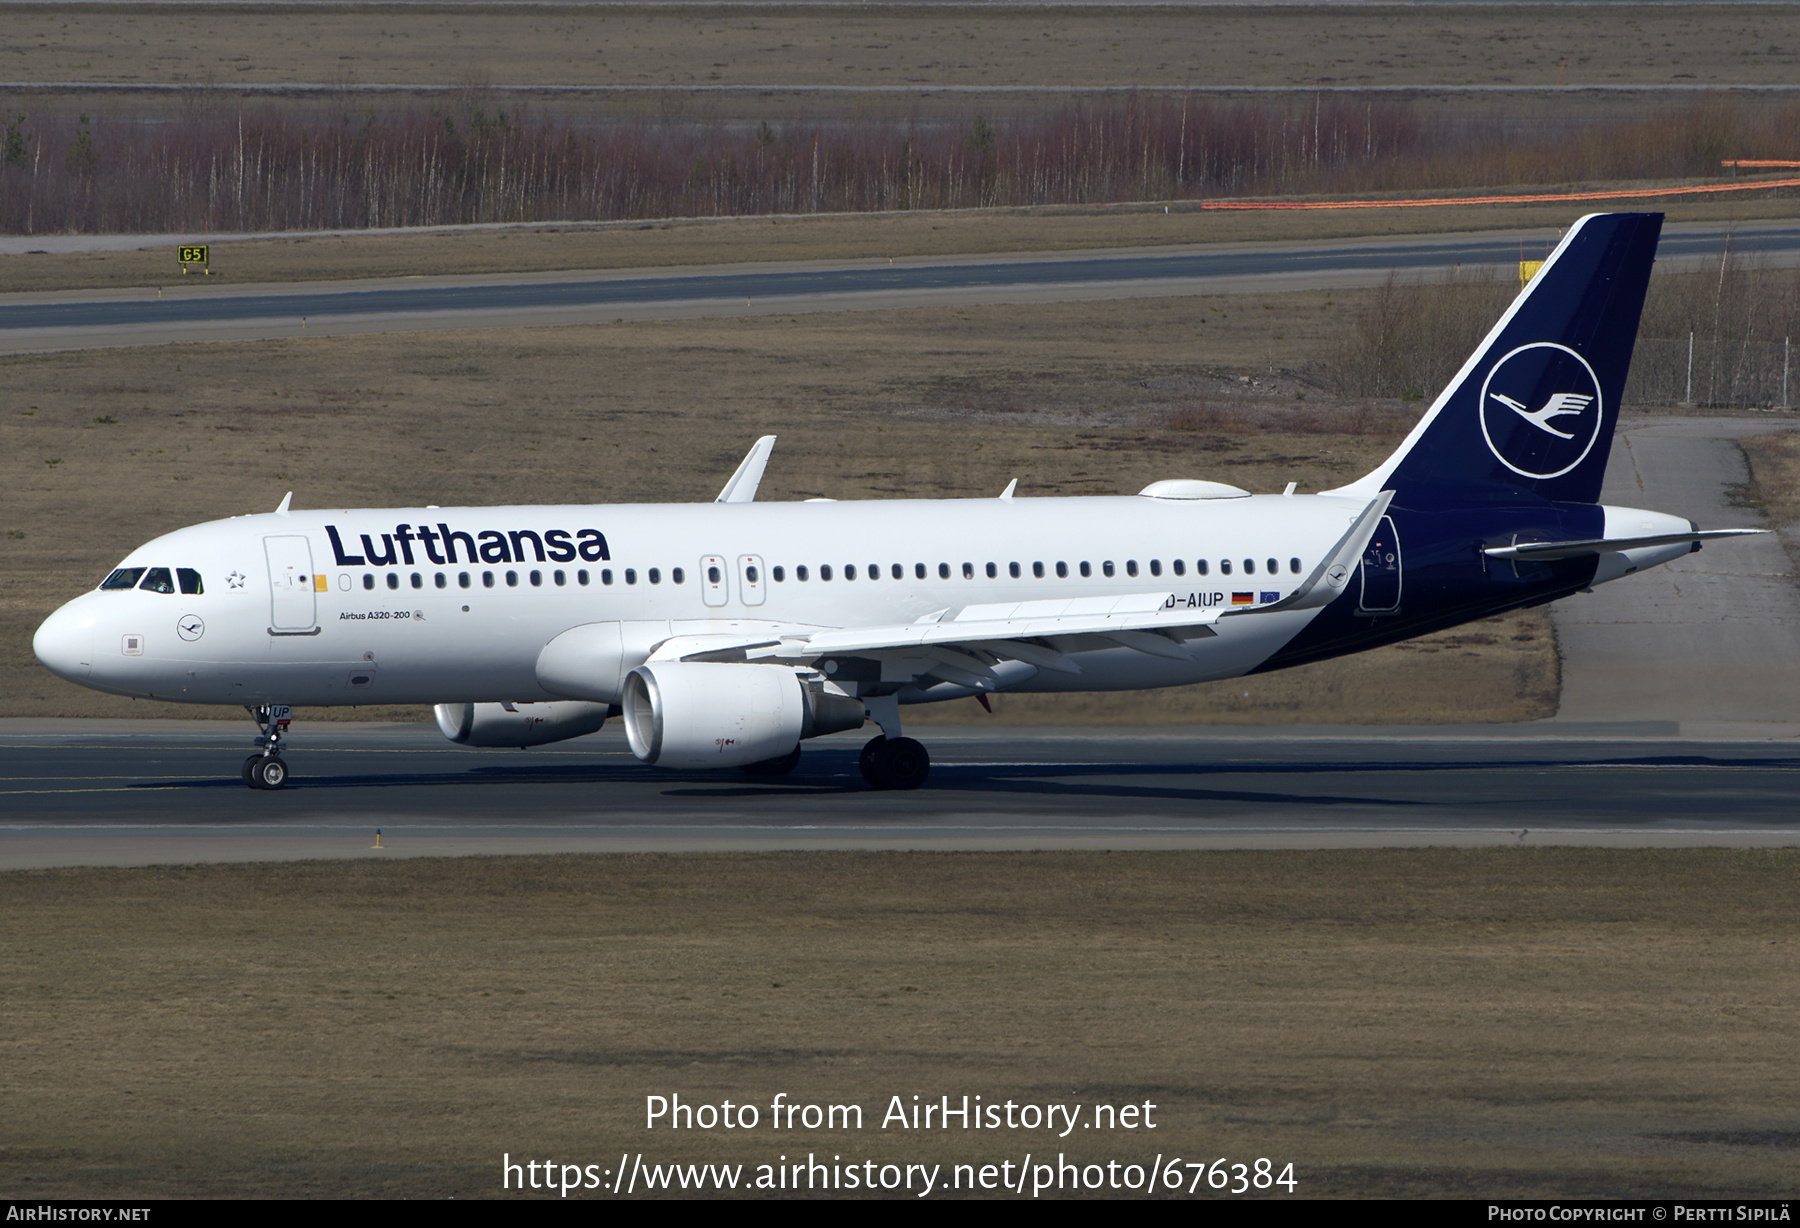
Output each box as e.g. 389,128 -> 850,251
1478,342 -> 1604,480
1489,391 -> 1593,440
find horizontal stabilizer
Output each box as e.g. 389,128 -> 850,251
1483,528 -> 1766,561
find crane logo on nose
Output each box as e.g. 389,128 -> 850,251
177,616 -> 206,642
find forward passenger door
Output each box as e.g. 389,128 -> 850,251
265,535 -> 319,633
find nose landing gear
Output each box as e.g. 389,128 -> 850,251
244,704 -> 292,790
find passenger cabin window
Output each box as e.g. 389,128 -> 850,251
1126,560 -> 1139,578
578,570 -> 590,586
773,566 -> 786,582
1221,560 -> 1232,575
1197,560 -> 1210,576
364,574 -> 376,590
1080,562 -> 1091,578
1009,562 -> 1022,579
914,564 -> 926,579
1244,559 -> 1256,575
1173,559 -> 1185,577
506,571 -> 519,587
797,565 -> 809,581
624,569 -> 637,585
1268,558 -> 1279,575
1149,560 -> 1161,577
435,572 -> 447,589
821,565 -> 833,581
600,569 -> 613,586
1102,561 -> 1115,578
100,568 -> 145,590
672,568 -> 684,584
985,563 -> 997,579
844,565 -> 856,580
484,571 -> 497,588
387,573 -> 401,590
530,570 -> 543,587
939,563 -> 951,579
139,567 -> 176,594
1289,558 -> 1301,574
459,572 -> 472,589
1055,562 -> 1068,578
648,568 -> 661,585
963,563 -> 975,579
177,568 -> 203,595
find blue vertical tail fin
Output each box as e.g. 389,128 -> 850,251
1328,212 -> 1663,505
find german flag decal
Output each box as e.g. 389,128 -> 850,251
1231,592 -> 1254,605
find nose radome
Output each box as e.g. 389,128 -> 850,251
33,600 -> 96,682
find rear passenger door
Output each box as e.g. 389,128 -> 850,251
1357,516 -> 1402,613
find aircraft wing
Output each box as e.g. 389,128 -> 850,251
750,591 -> 1226,667
654,491 -> 1397,680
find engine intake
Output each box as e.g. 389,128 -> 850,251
623,662 -> 864,768
434,700 -> 612,748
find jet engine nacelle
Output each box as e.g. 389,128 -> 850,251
622,662 -> 865,768
434,700 -> 612,748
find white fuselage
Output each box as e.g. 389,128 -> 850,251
34,492 -> 1370,709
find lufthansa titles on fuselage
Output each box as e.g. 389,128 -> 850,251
326,523 -> 610,569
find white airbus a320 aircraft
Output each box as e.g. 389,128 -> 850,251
34,213 -> 1761,790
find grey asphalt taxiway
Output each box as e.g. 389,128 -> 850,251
3,719 -> 1796,868
5,220 -> 1799,353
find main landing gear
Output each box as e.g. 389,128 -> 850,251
243,704 -> 292,790
858,695 -> 930,790
859,735 -> 930,791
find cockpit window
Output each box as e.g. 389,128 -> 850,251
138,567 -> 176,594
100,568 -> 145,591
177,568 -> 204,595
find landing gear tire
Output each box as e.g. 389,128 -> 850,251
859,736 -> 885,784
859,735 -> 930,790
247,756 -> 289,791
741,745 -> 802,777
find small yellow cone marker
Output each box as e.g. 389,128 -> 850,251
372,828 -> 383,850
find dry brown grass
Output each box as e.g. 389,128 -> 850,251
8,193 -> 1800,295
1742,431 -> 1800,532
0,287 -> 1569,727
3,4 -> 1795,89
1740,430 -> 1800,577
3,849 -> 1796,1198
